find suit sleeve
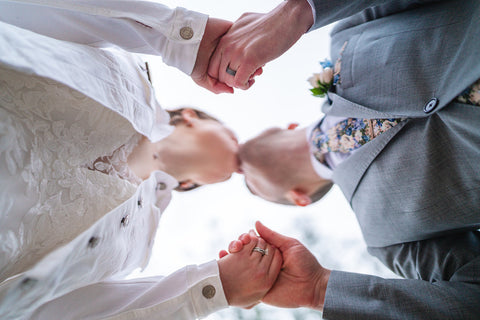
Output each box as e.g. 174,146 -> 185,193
306,0 -> 445,30
0,0 -> 208,74
322,231 -> 480,320
30,260 -> 228,320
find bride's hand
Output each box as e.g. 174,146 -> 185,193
218,230 -> 256,258
217,233 -> 282,308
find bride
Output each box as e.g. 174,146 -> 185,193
0,2 -> 280,319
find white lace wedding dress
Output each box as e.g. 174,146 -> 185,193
0,10 -> 228,319
0,66 -> 143,283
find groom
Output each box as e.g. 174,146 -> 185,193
222,0 -> 480,318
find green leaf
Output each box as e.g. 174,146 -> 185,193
310,87 -> 326,97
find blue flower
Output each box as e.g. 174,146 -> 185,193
320,59 -> 333,69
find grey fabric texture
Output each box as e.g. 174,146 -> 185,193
313,0 -> 480,318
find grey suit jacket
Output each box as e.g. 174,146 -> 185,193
309,0 -> 480,318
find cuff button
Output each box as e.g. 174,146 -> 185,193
202,285 -> 216,299
180,27 -> 194,40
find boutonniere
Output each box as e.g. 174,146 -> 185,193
308,59 -> 334,98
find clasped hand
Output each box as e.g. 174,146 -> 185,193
217,221 -> 331,311
192,0 -> 314,94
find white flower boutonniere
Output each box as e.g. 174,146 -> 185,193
308,60 -> 334,98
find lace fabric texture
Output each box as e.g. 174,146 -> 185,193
85,134 -> 143,186
0,66 -> 142,281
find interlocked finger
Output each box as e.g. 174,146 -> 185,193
251,237 -> 268,260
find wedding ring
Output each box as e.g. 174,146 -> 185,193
226,66 -> 237,76
252,247 -> 268,256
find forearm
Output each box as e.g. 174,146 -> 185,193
323,269 -> 480,320
0,0 -> 208,74
284,0 -> 315,34
306,0 -> 445,30
324,232 -> 480,319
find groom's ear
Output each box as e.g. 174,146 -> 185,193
286,189 -> 311,207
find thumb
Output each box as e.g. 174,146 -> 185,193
255,221 -> 292,251
219,250 -> 229,259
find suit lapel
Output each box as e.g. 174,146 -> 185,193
323,93 -> 409,203
323,92 -> 417,118
332,120 -> 407,203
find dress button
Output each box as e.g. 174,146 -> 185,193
21,277 -> 37,289
120,215 -> 130,227
423,98 -> 439,113
137,197 -> 143,208
156,182 -> 167,191
88,236 -> 100,248
180,27 -> 194,40
202,285 -> 216,299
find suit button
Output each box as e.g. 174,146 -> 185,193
202,285 -> 216,299
180,27 -> 194,40
423,98 -> 439,113
88,236 -> 100,248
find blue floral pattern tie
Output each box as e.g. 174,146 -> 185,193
310,78 -> 480,163
456,78 -> 480,106
310,118 -> 405,162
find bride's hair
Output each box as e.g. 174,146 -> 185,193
167,107 -> 220,126
166,107 -> 222,192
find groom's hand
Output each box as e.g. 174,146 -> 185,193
255,221 -> 331,311
207,0 -> 313,90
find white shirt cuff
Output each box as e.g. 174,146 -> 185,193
187,260 -> 229,318
159,7 -> 208,75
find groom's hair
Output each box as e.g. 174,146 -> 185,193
166,107 -> 221,192
240,127 -> 333,206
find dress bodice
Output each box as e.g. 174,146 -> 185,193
0,67 -> 141,281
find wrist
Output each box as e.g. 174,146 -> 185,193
284,0 -> 314,33
312,268 -> 331,311
216,259 -> 233,305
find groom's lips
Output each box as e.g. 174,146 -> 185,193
235,155 -> 243,174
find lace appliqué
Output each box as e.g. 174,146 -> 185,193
85,134 -> 143,186
0,68 -> 139,280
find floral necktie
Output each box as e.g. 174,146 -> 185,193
308,55 -> 479,163
456,78 -> 480,106
310,118 -> 405,163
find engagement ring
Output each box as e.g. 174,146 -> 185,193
252,247 -> 268,256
